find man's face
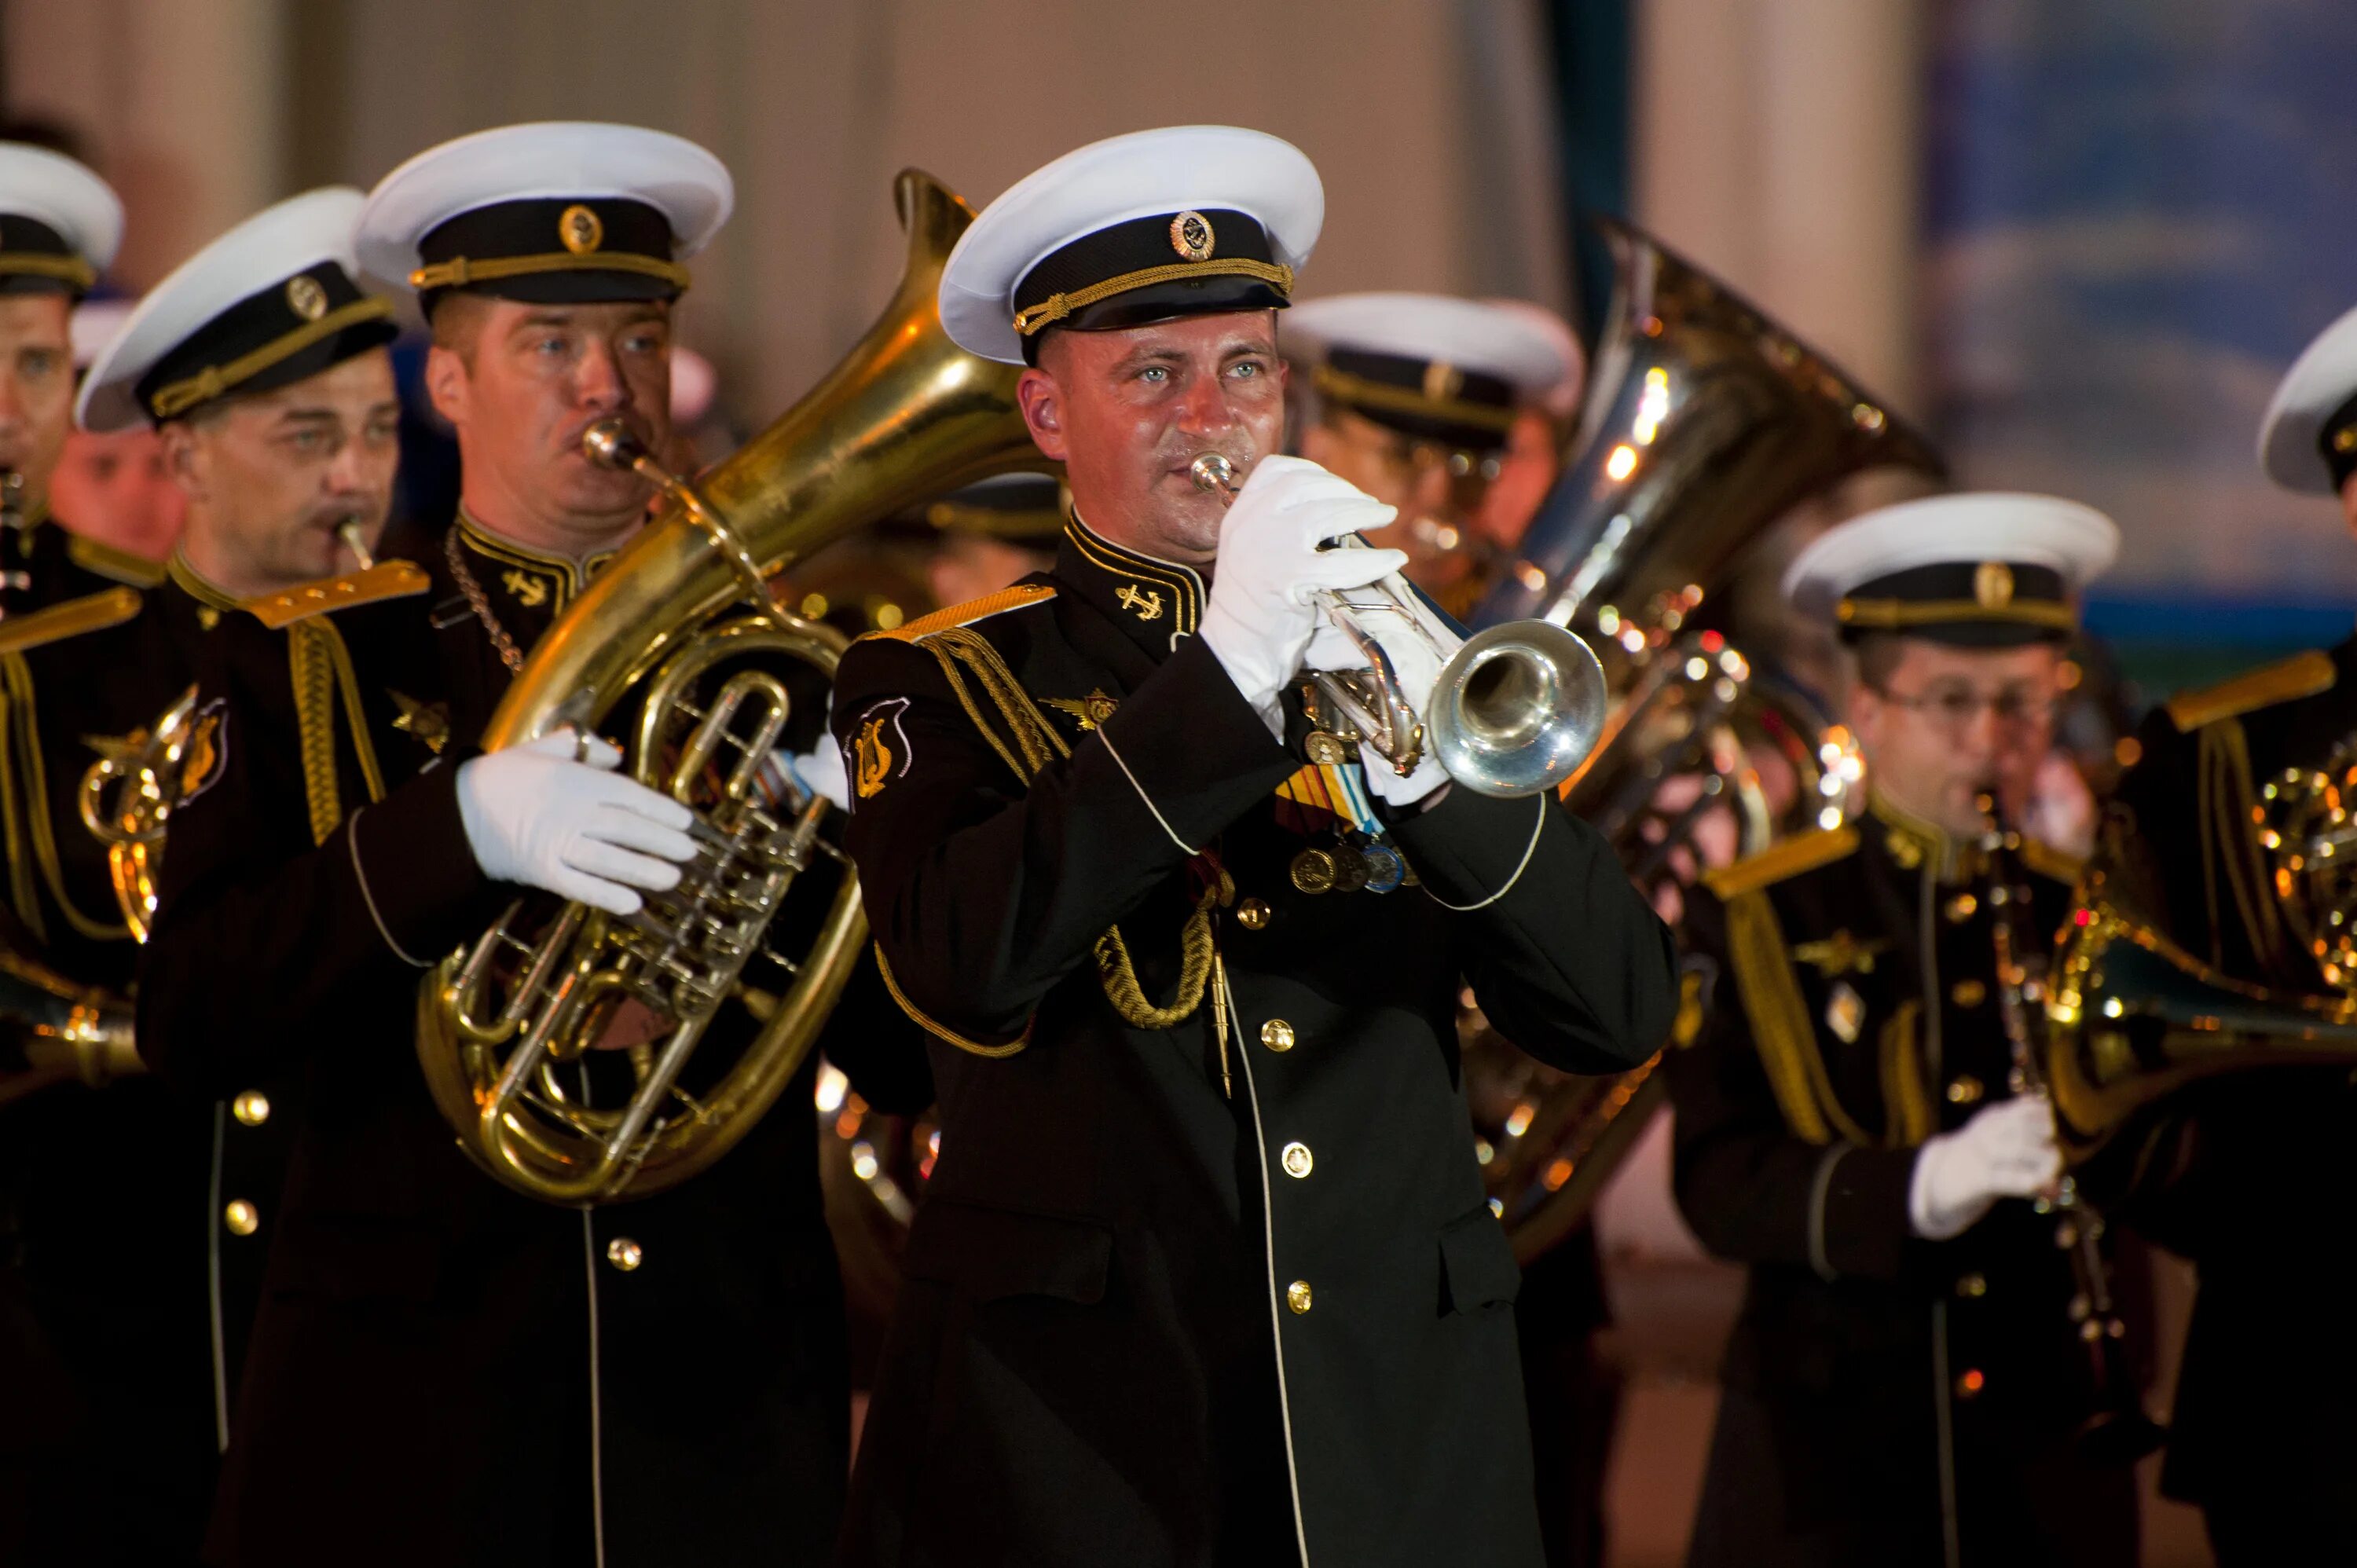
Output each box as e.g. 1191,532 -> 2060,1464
427,297 -> 673,531
1299,406 -> 1494,595
1015,310 -> 1286,563
162,349 -> 400,593
1846,638 -> 2064,839
50,427 -> 185,560
0,293 -> 75,511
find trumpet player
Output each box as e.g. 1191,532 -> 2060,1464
134,124 -> 887,1566
1665,496 -> 2139,1567
2085,309 -> 2357,1562
829,125 -> 1676,1567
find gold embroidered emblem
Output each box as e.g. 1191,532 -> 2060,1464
1422,360 -> 1464,402
1115,583 -> 1164,621
1792,929 -> 1888,979
388,690 -> 450,753
177,699 -> 229,804
1043,689 -> 1120,731
854,716 -> 894,798
285,274 -> 329,322
1169,210 -> 1216,262
1825,980 -> 1865,1044
500,569 -> 548,609
559,203 -> 604,255
1974,561 -> 2014,610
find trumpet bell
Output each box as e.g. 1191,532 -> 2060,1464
1429,620 -> 1609,799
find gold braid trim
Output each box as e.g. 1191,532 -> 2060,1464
874,945 -> 1032,1058
906,625 -> 1228,1032
1878,998 -> 1933,1148
319,618 -> 387,811
148,297 -> 397,419
288,624 -> 343,844
0,651 -> 129,942
1013,258 -> 1295,336
1312,362 -> 1519,435
0,654 -> 43,943
408,251 -> 690,294
0,253 -> 96,290
1721,887 -> 1883,1146
1835,597 -> 2077,632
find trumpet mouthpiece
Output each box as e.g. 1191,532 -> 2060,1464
1189,453 -> 1238,495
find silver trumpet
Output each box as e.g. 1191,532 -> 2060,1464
1189,452 -> 1607,798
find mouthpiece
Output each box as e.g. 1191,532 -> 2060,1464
1189,453 -> 1239,497
581,419 -> 651,471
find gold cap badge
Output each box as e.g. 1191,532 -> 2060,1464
284,274 -> 329,322
1421,361 -> 1464,402
1169,211 -> 1215,262
559,203 -> 604,255
1973,561 -> 2015,610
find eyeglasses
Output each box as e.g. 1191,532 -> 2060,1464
1869,683 -> 2063,732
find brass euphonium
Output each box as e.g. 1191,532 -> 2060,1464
1466,218 -> 1942,1261
415,168 -> 1043,1204
2047,740 -> 2357,1162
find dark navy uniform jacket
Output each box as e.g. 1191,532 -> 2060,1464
828,515 -> 1677,1568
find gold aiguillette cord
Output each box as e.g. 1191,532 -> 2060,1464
1211,951 -> 1233,1098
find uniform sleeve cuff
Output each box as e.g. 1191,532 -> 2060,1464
1811,1143 -> 1918,1280
346,761 -> 507,965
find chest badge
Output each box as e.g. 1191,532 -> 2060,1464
388,689 -> 451,754
1793,929 -> 1887,979
1043,689 -> 1120,732
1115,582 -> 1164,621
500,569 -> 549,609
1825,980 -> 1865,1044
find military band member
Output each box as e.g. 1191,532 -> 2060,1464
56,296 -> 185,562
1666,495 -> 2139,1567
137,123 -> 865,1566
2088,310 -> 2357,1561
1285,291 -> 1570,620
831,125 -> 1676,1567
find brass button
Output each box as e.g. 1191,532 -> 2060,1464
1946,1075 -> 1985,1106
605,1237 -> 643,1272
231,1090 -> 271,1127
1956,1272 -> 1989,1299
1286,1279 -> 1314,1314
1236,898 -> 1271,931
1259,1019 -> 1296,1053
1950,979 -> 1988,1008
223,1200 -> 259,1236
1281,1141 -> 1314,1178
1945,893 -> 1978,924
1955,1368 -> 1986,1399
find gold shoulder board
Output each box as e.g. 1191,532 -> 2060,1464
1702,823 -> 1861,901
244,561 -> 431,630
2018,836 -> 2086,886
2166,648 -> 2337,734
67,534 -> 167,588
862,582 -> 1056,644
0,584 -> 145,656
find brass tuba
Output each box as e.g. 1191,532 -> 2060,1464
415,169 -> 1042,1204
2047,741 -> 2357,1162
1466,218 -> 1943,1261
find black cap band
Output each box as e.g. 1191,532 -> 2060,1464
1315,347 -> 1518,451
136,260 -> 397,422
1011,208 -> 1291,364
1835,560 -> 2073,647
0,214 -> 95,299
412,196 -> 686,317
2319,389 -> 2357,491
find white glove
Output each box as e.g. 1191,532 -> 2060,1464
1198,455 -> 1406,739
782,735 -> 850,811
456,728 -> 699,917
1304,598 -> 1457,807
1907,1095 -> 2062,1240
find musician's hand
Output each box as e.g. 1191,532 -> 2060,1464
1304,603 -> 1450,807
456,727 -> 698,918
1907,1094 -> 2063,1240
1200,456 -> 1402,738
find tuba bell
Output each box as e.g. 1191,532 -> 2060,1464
414,168 -> 1043,1204
1466,218 -> 1942,1261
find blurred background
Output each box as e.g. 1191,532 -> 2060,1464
9,2 -> 2350,1563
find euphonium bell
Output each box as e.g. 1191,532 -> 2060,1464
415,167 -> 1047,1205
1188,452 -> 1607,799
